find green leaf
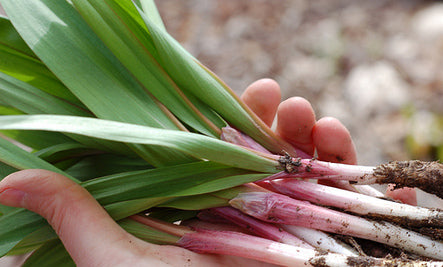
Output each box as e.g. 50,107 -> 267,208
149,208 -> 198,222
0,136 -> 77,257
138,8 -> 297,155
132,0 -> 166,31
0,15 -> 35,56
159,194 -> 229,210
0,160 -> 18,178
72,0 -> 223,137
0,16 -> 83,105
22,239 -> 75,267
0,105 -> 20,115
1,130 -> 75,152
0,115 -> 279,173
0,208 -> 47,257
0,71 -> 135,154
0,161 -> 17,217
0,107 -> 76,151
104,197 -> 168,221
0,0 -> 196,166
0,135 -> 76,180
83,161 -> 267,206
159,186 -> 254,210
119,218 -> 179,245
1,0 -> 177,129
33,143 -> 99,163
63,153 -> 152,181
0,72 -> 89,116
8,226 -> 54,256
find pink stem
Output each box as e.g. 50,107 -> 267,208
230,192 -> 443,260
269,179 -> 442,227
177,229 -> 316,266
209,207 -> 312,248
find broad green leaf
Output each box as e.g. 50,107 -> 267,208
0,204 -> 16,218
0,73 -> 135,154
0,208 -> 47,257
138,8 -> 297,155
33,143 -> 99,163
104,197 -> 168,221
0,16 -> 82,105
159,194 -> 229,210
0,15 -> 34,56
0,136 -> 76,180
0,0 -> 179,129
0,72 -> 90,116
132,0 -> 166,31
63,153 -> 152,181
22,239 -> 74,267
147,209 -> 198,223
0,107 -> 74,150
0,161 -> 17,218
83,161 -> 268,206
0,104 -> 19,114
0,136 -> 77,257
119,218 -> 180,245
159,186 -> 254,210
1,130 -> 76,152
0,160 -> 17,178
72,0 -> 222,137
0,115 -> 279,173
8,226 -> 54,256
0,0 -> 196,166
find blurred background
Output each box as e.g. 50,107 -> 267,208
0,1 -> 442,265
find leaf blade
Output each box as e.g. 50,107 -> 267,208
0,115 -> 278,173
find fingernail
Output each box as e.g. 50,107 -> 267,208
0,188 -> 26,207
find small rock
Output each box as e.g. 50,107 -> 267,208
412,3 -> 443,40
344,61 -> 410,118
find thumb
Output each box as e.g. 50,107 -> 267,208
0,169 -> 140,266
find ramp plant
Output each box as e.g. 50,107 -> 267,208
0,0 -> 442,266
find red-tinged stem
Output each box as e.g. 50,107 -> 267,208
230,192 -> 443,260
197,209 -> 233,224
268,156 -> 442,198
222,127 -> 384,197
208,207 -> 313,249
221,126 -> 312,158
132,214 -> 440,266
221,126 -> 272,154
177,229 -> 440,267
177,229 -> 317,266
181,218 -> 247,233
270,179 -> 443,228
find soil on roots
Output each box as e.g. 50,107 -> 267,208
374,160 -> 443,198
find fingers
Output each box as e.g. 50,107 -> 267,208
241,79 -> 281,127
312,117 -> 357,165
275,97 -> 316,156
0,170 -> 140,266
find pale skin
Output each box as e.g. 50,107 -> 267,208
0,79 -> 416,266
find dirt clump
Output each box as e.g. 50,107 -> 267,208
374,160 -> 443,198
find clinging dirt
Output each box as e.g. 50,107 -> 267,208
373,160 -> 443,198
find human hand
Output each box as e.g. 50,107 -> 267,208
241,78 -> 357,165
0,79 -> 414,266
242,79 -> 416,205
